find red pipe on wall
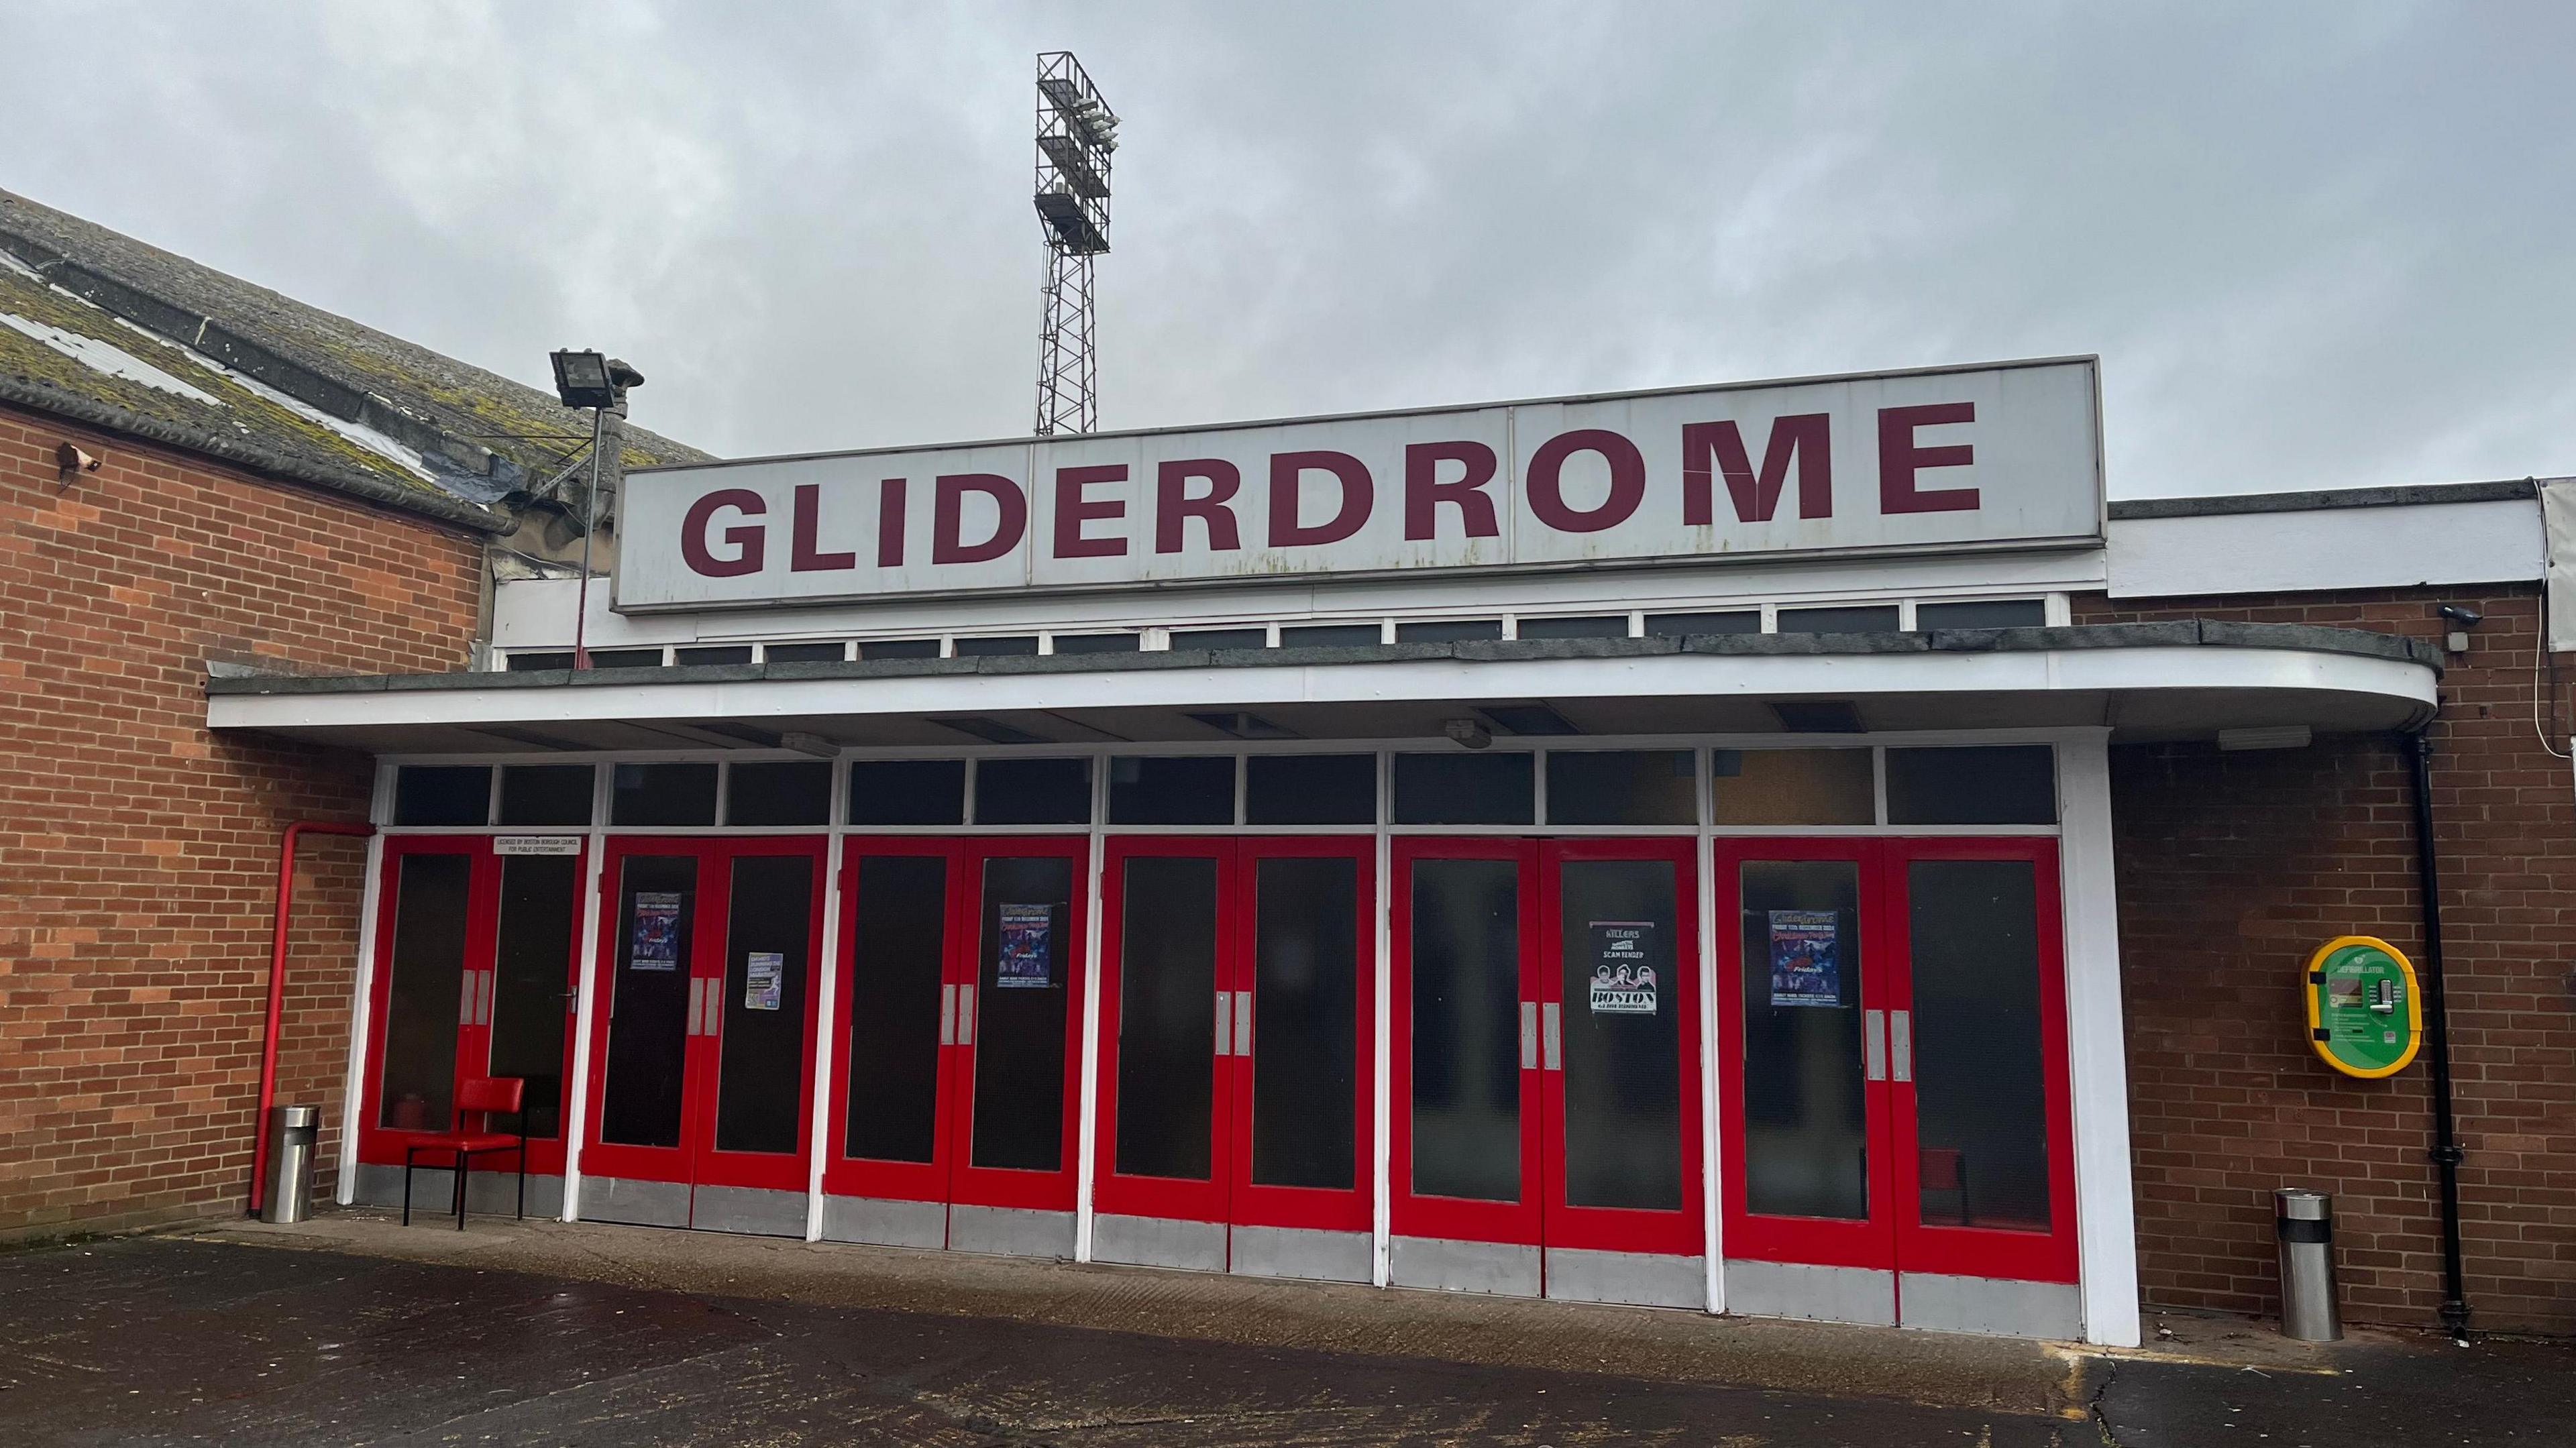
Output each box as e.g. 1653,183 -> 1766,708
249,819 -> 376,1215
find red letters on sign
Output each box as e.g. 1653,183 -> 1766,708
877,478 -> 906,567
1878,402 -> 1980,514
1053,463 -> 1128,559
930,473 -> 1028,565
1526,429 -> 1646,533
1156,459 -> 1242,553
1403,441 -> 1501,541
1268,451 -> 1373,547
1682,414 -> 1831,524
682,488 -> 767,577
790,483 -> 855,571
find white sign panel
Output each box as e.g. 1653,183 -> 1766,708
493,835 -> 584,856
616,358 -> 2102,612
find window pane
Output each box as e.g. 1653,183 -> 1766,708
1409,858 -> 1521,1201
610,763 -> 718,826
1644,610 -> 1758,637
1108,756 -> 1234,825
674,645 -> 753,666
726,761 -> 832,826
1909,859 -> 2050,1230
970,855 -> 1075,1170
1546,750 -> 1695,826
376,852 -> 470,1129
1915,599 -> 2046,629
1397,619 -> 1502,643
486,854 -> 578,1137
956,635 -> 1040,657
1777,605 -> 1900,633
847,759 -> 965,826
1740,859 -> 1868,1219
1245,755 -> 1376,825
1517,614 -> 1629,640
712,854 -> 812,1155
394,766 -> 489,826
600,855 -> 696,1148
844,854 -> 948,1163
1250,855 -> 1359,1189
1393,752 -> 1534,826
506,651 -> 574,672
1559,859 -> 1682,1210
975,757 -> 1091,825
1279,623 -> 1381,648
498,765 -> 592,827
1113,856 -> 1218,1181
1171,627 -> 1267,650
1885,746 -> 2055,824
1711,748 -> 1875,826
763,641 -> 847,663
857,638 -> 940,660
1052,632 -> 1140,654
587,648 -> 665,669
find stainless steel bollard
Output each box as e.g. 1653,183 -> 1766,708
261,1104 -> 321,1225
2275,1187 -> 2342,1341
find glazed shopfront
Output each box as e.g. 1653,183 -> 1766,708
209,358 -> 2443,1345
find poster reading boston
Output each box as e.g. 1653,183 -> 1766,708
1768,909 -> 1841,1006
996,903 -> 1054,989
1587,920 -> 1659,1014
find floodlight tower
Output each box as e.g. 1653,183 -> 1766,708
1032,51 -> 1117,435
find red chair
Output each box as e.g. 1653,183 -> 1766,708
1919,1146 -> 1972,1226
402,1076 -> 527,1230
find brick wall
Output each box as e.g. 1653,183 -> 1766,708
2080,586 -> 2576,1334
0,400 -> 482,1237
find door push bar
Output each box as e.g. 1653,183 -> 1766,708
456,969 -> 496,1027
1864,1008 -> 1886,1082
686,978 -> 705,1037
955,983 -> 976,1048
1518,1002 -> 1566,1072
1890,1009 -> 1913,1083
1213,990 -> 1254,1057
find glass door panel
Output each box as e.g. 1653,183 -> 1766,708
1110,853 -> 1222,1185
839,851 -> 951,1169
1246,853 -> 1359,1191
1391,840 -> 1540,1247
949,841 -> 1088,1213
487,853 -> 580,1142
1738,860 -> 1869,1221
1553,858 -> 1684,1213
376,850 -> 473,1133
710,853 -> 814,1159
598,854 -> 698,1151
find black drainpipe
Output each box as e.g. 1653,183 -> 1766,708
2404,728 -> 2473,1340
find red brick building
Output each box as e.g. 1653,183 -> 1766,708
5,191 -> 2566,1345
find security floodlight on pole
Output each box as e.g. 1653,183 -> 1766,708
1033,51 -> 1116,435
549,349 -> 643,670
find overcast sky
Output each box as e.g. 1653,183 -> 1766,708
9,2 -> 2570,496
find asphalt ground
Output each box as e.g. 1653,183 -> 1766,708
0,1217 -> 2564,1445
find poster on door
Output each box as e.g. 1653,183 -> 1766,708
996,903 -> 1053,989
630,892 -> 683,971
1768,909 -> 1841,1006
1587,920 -> 1659,1014
744,952 -> 784,1011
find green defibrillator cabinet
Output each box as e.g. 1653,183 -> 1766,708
2304,934 -> 2423,1079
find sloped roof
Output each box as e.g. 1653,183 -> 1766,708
0,187 -> 711,532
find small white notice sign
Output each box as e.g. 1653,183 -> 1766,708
494,835 -> 583,856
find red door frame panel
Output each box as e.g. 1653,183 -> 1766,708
688,835 -> 830,1195
945,836 -> 1091,1214
1387,836 -> 1545,1247
1228,835 -> 1377,1234
822,837 -> 969,1205
1092,836 -> 1239,1223
357,834 -> 586,1179
1883,836 -> 2079,1284
1535,836 -> 1705,1258
1713,836 -> 1897,1271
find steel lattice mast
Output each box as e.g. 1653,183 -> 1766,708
1032,52 -> 1116,436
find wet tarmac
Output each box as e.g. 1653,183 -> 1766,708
0,1232 -> 2564,1445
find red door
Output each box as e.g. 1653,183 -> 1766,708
1715,837 -> 2076,1304
581,835 -> 827,1224
358,835 -> 587,1181
1091,837 -> 1375,1248
822,838 -> 1089,1229
1389,837 -> 1703,1288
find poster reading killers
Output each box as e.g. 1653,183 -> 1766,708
744,951 -> 784,1011
996,903 -> 1054,989
629,892 -> 683,971
1768,909 -> 1841,1006
1587,920 -> 1659,1014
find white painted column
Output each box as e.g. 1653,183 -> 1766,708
1073,757 -> 1108,1264
2057,730 -> 2141,1347
1371,754 -> 1393,1288
559,765 -> 613,1223
333,765 -> 396,1206
1695,748 -> 1723,1314
806,767 -> 847,1241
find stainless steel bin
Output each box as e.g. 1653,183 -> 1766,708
261,1104 -> 321,1225
2275,1187 -> 2341,1341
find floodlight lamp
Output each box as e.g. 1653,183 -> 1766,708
550,349 -> 617,409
